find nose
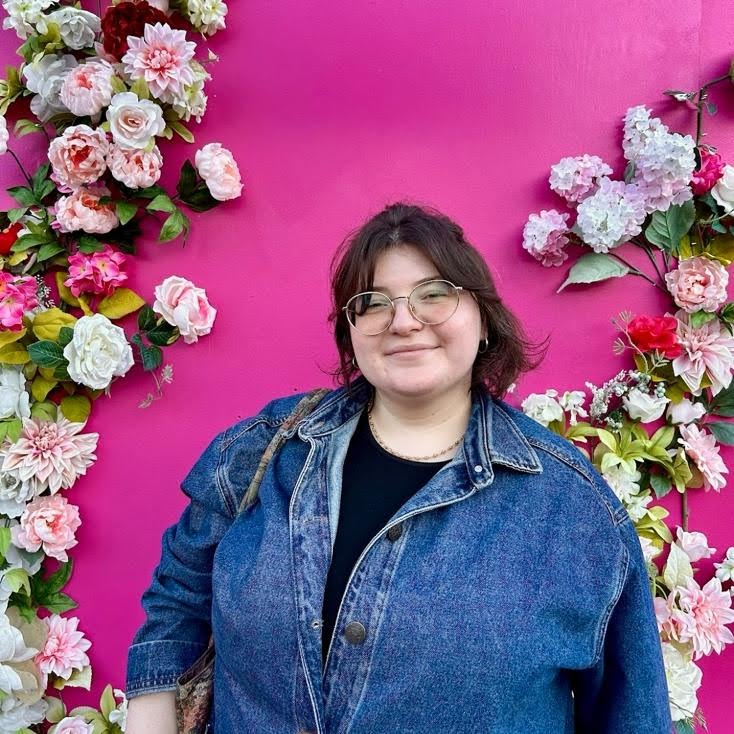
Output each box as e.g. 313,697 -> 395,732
389,297 -> 422,334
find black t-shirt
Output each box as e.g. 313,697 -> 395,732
320,410 -> 449,666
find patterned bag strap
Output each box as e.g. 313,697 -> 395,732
236,388 -> 329,515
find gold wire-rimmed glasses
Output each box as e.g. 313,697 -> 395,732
342,279 -> 466,335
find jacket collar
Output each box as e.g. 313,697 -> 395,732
297,376 -> 542,488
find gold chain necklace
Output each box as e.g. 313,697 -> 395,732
366,402 -> 463,462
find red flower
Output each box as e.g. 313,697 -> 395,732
627,315 -> 682,358
101,1 -> 170,60
0,222 -> 22,256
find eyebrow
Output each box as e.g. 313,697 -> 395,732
370,276 -> 441,292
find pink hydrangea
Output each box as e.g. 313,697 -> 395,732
54,185 -> 119,234
64,244 -> 128,297
664,256 -> 729,313
678,423 -> 728,492
549,154 -> 613,204
672,310 -> 734,396
691,149 -> 725,195
35,615 -> 91,680
0,271 -> 39,330
122,23 -> 196,104
673,577 -> 734,658
194,143 -> 242,201
59,60 -> 115,117
521,209 -> 570,267
107,143 -> 163,188
11,494 -> 82,562
47,124 -> 109,190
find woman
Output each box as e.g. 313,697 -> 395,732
125,203 -> 672,733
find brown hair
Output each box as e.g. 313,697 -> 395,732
328,202 -> 547,398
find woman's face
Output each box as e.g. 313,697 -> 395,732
349,244 -> 483,402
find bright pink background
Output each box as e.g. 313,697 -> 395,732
2,1 -> 734,729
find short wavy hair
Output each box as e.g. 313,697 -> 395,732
328,202 -> 547,397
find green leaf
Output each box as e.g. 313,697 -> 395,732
673,720 -> 695,734
146,320 -> 178,346
58,326 -> 75,348
77,235 -> 106,253
708,421 -> 734,445
137,306 -> 157,332
11,233 -> 49,252
650,473 -> 673,499
7,186 -> 37,207
158,209 -> 189,242
147,194 -> 176,213
140,343 -> 163,371
129,77 -> 150,100
115,200 -> 138,225
36,179 -> 57,200
3,568 -> 30,595
30,162 -> 50,195
7,207 -> 27,223
53,662 -> 90,690
170,120 -> 194,143
180,186 -> 219,212
664,541 -> 693,589
557,253 -> 629,292
644,201 -> 696,254
45,560 -> 73,594
41,591 -> 78,614
134,185 -> 166,200
100,684 -> 117,718
176,160 -> 198,198
689,310 -> 717,328
28,340 -> 66,368
60,395 -> 91,423
0,527 -> 11,559
13,118 -> 42,137
30,400 -> 57,421
37,242 -> 66,262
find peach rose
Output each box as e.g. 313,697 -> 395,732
59,60 -> 114,117
11,495 -> 81,562
194,142 -> 242,201
664,256 -> 729,313
107,143 -> 163,189
54,185 -> 118,234
52,718 -> 93,734
47,124 -> 109,189
152,275 -> 217,344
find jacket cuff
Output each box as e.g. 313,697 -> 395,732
126,639 -> 208,698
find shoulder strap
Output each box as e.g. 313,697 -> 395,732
236,388 -> 329,515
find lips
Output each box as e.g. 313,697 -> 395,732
385,345 -> 436,356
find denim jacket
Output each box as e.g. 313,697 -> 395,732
126,377 -> 672,733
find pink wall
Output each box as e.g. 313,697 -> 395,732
2,0 -> 734,729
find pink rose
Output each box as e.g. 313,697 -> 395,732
12,495 -> 81,562
55,185 -> 119,234
691,149 -> 725,195
194,142 -> 243,201
35,615 -> 91,680
65,244 -> 128,297
53,717 -> 93,734
59,60 -> 115,117
107,143 -> 163,188
676,528 -> 716,563
152,275 -> 217,344
48,124 -> 109,189
664,256 -> 728,313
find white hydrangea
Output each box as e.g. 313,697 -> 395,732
575,177 -> 647,253
662,642 -> 702,722
603,464 -> 642,504
549,154 -> 613,204
171,62 -> 210,123
1,0 -> 53,39
45,6 -> 100,50
186,0 -> 227,36
0,696 -> 47,731
520,391 -> 564,427
715,547 -> 734,583
623,105 -> 667,161
625,490 -> 652,522
0,366 -> 30,420
23,53 -> 77,122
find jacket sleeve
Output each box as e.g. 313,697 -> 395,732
125,427 -> 234,699
571,518 -> 672,733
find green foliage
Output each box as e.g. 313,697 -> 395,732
644,201 -> 696,254
557,253 -> 629,292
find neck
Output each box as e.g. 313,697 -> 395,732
368,386 -> 473,461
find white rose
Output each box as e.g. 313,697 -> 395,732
675,528 -> 716,563
45,7 -> 100,50
0,367 -> 30,420
0,468 -> 34,519
0,696 -> 47,730
622,387 -> 669,422
63,314 -> 134,390
0,116 -> 7,155
666,398 -> 706,426
662,643 -> 702,722
712,164 -> 734,214
520,392 -> 564,427
23,53 -> 77,123
1,0 -> 53,39
106,93 -> 165,150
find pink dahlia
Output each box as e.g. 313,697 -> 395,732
673,577 -> 734,658
65,244 -> 128,297
35,615 -> 91,680
0,272 -> 39,330
678,423 -> 728,492
521,209 -> 570,267
691,149 -> 725,196
665,256 -> 729,314
672,310 -> 734,396
47,124 -> 109,190
11,494 -> 81,562
1,415 -> 99,495
122,22 -> 196,104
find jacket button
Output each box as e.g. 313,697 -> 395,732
344,620 -> 367,644
386,523 -> 403,542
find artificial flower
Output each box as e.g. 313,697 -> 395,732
0,115 -> 7,154
603,464 -> 642,504
59,60 -> 115,118
0,366 -> 30,420
675,528 -> 716,562
666,398 -> 706,425
622,387 -> 669,422
47,125 -> 109,190
100,0 -> 170,59
558,390 -> 588,424
185,0 -> 228,36
107,143 -> 163,188
711,164 -> 734,214
65,245 -> 128,297
35,615 -> 90,681
0,271 -> 39,330
51,717 -> 93,734
520,390 -> 564,426
45,7 -> 100,50
691,148 -> 725,195
152,275 -> 217,344
54,185 -> 119,234
22,53 -> 77,122
661,642 -> 702,722
715,547 -> 734,583
521,209 -> 570,267
0,222 -> 22,255
548,154 -> 612,204
11,495 -> 82,562
627,314 -> 682,358
194,142 -> 243,201
678,423 -> 728,492
664,256 -> 729,313
1,0 -> 53,39
673,577 -> 734,658
106,92 -> 165,150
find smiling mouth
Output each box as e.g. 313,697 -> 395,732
386,346 -> 436,356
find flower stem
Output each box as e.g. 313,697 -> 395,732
6,147 -> 33,187
681,488 -> 689,532
695,73 -> 730,147
608,252 -> 667,293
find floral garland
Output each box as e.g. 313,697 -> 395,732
0,0 -> 237,731
518,74 -> 734,733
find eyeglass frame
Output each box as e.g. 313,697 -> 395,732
341,278 -> 473,335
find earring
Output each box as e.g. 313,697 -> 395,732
351,356 -> 358,369
478,337 -> 489,353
